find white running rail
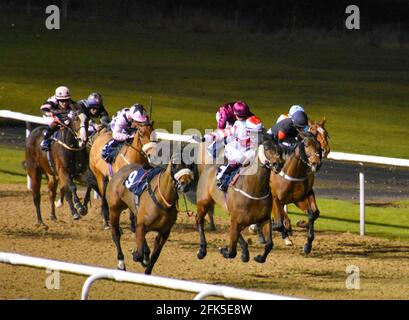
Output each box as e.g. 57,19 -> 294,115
0,252 -> 301,300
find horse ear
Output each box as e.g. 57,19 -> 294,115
320,117 -> 326,126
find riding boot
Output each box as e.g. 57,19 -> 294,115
217,164 -> 238,192
40,127 -> 56,151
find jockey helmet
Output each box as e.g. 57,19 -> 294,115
55,86 -> 71,100
87,93 -> 103,109
292,111 -> 308,128
233,101 -> 252,118
246,115 -> 263,131
289,105 -> 305,117
130,104 -> 148,122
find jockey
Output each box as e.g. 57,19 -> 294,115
40,86 -> 77,151
202,101 -> 263,191
77,93 -> 110,139
106,104 -> 148,150
216,102 -> 236,129
276,105 -> 305,123
267,110 -> 309,150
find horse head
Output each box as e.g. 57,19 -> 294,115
169,149 -> 195,193
297,131 -> 322,173
258,132 -> 284,174
130,119 -> 158,164
308,117 -> 330,158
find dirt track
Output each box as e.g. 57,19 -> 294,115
1,183 -> 409,300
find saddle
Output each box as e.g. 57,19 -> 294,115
124,166 -> 163,206
101,139 -> 125,164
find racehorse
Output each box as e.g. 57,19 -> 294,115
89,120 -> 157,228
196,133 -> 283,263
270,132 -> 322,254
25,112 -> 88,226
106,150 -> 194,274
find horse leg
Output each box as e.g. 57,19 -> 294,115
196,200 -> 213,259
142,239 -> 151,267
47,175 -> 58,221
30,168 -> 45,226
55,187 -> 64,208
254,218 -> 273,263
110,207 -> 126,271
238,233 -> 249,262
219,220 -> 239,259
68,179 -> 86,216
271,198 -> 293,246
208,205 -> 216,231
144,231 -> 170,275
129,210 -> 136,234
80,186 -> 93,216
303,191 -> 320,255
132,223 -> 147,268
101,176 -> 111,229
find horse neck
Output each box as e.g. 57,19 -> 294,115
282,145 -> 309,178
158,163 -> 178,205
242,162 -> 271,196
123,137 -> 148,164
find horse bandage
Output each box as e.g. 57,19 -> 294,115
174,168 -> 194,181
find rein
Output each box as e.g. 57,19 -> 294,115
52,138 -> 86,151
230,185 -> 271,200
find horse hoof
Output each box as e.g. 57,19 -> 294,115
103,222 -> 112,230
36,222 -> 48,230
218,247 -> 235,259
254,255 -> 266,263
142,258 -> 150,267
248,224 -> 258,235
50,215 -> 57,222
55,200 -> 63,208
284,237 -> 294,246
241,254 -> 250,263
72,213 -> 80,220
79,207 -> 88,216
303,243 -> 312,255
296,220 -> 309,229
197,250 -> 207,260
117,260 -> 126,271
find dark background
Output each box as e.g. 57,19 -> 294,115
2,0 -> 409,40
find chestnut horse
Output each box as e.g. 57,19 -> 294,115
25,112 -> 88,226
270,132 -> 322,254
89,120 -> 157,228
107,150 -> 194,274
196,133 -> 283,263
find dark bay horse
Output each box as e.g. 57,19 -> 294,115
106,151 -> 194,274
89,121 -> 157,228
270,132 -> 322,254
196,133 -> 283,263
25,113 -> 88,226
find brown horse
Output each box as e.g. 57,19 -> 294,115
25,112 -> 88,226
270,132 -> 322,254
196,133 -> 283,263
89,120 -> 157,228
106,150 -> 195,274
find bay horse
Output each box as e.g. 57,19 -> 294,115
25,112 -> 88,226
270,132 -> 322,254
106,150 -> 195,274
89,120 -> 157,228
196,133 -> 283,263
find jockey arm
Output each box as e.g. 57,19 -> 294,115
112,112 -> 133,141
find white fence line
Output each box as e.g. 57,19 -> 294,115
0,252 -> 301,300
2,109 -> 409,236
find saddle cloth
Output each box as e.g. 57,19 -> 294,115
101,139 -> 124,164
124,166 -> 163,203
